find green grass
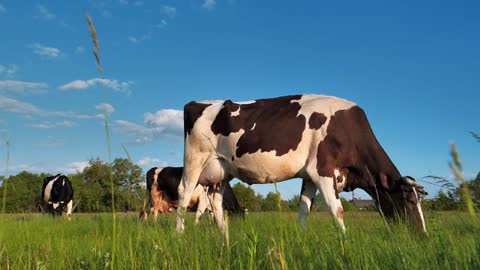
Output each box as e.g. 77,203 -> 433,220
0,211 -> 479,269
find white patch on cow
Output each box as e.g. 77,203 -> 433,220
66,200 -> 73,219
235,100 -> 255,105
413,189 -> 427,233
333,168 -> 346,191
43,175 -> 61,203
197,100 -> 224,105
250,123 -> 256,130
230,107 -> 240,117
53,202 -> 59,209
62,180 -> 65,186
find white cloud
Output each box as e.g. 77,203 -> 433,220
61,161 -> 89,174
114,119 -> 182,143
0,80 -> 47,95
137,157 -> 168,167
0,4 -> 6,13
0,95 -> 41,113
36,5 -> 56,20
144,109 -> 183,130
75,46 -> 85,54
156,20 -> 168,28
30,120 -> 76,129
59,78 -> 133,94
161,5 -> 176,18
96,103 -> 115,116
128,36 -> 138,43
202,0 -> 216,10
30,43 -> 61,58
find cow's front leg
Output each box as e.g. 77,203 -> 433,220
313,176 -> 346,233
66,200 -> 73,220
298,179 -> 317,225
176,174 -> 200,232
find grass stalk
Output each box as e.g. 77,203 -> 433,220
2,140 -> 10,214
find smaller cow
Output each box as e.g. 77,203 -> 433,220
141,167 -> 244,223
41,174 -> 74,219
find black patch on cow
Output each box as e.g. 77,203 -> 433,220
231,156 -> 235,161
308,112 -> 327,130
315,105 -> 408,217
184,102 -> 211,137
210,95 -> 306,157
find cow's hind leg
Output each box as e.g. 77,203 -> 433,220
208,183 -> 228,245
311,175 -> 346,233
298,179 -> 317,225
195,190 -> 209,224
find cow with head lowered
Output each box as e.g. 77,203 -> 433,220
176,94 -> 427,235
141,166 -> 244,223
41,174 -> 74,219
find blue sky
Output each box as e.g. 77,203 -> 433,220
0,0 -> 478,199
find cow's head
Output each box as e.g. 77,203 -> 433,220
377,175 -> 427,233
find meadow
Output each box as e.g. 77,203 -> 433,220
0,211 -> 479,269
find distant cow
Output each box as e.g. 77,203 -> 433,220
176,94 -> 427,235
41,174 -> 74,219
142,167 -> 244,223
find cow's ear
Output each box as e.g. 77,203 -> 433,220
379,173 -> 393,190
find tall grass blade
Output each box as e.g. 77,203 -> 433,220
449,143 -> 477,219
2,140 -> 10,214
84,10 -> 104,78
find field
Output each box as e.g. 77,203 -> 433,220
0,211 -> 479,269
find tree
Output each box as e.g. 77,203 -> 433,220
232,182 -> 263,211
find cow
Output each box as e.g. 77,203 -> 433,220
41,173 -> 74,219
176,94 -> 427,236
142,166 -> 244,223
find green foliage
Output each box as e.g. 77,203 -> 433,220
0,212 -> 479,269
0,158 -> 145,213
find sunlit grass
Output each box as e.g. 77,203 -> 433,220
0,212 -> 479,269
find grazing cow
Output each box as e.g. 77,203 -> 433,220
142,166 -> 244,223
41,174 -> 74,219
177,94 -> 427,235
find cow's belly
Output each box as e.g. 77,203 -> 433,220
230,151 -> 306,184
198,158 -> 226,186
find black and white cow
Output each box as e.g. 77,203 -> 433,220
176,94 -> 427,234
142,166 -> 244,223
41,174 -> 74,219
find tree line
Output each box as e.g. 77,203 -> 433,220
0,158 -> 478,213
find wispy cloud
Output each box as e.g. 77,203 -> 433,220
137,157 -> 168,167
0,94 -> 102,119
75,46 -> 85,54
0,65 -> 19,77
30,120 -> 76,129
36,5 -> 56,20
161,5 -> 176,18
0,80 -> 47,95
128,32 -> 152,44
30,43 -> 61,58
0,4 -> 6,13
203,0 -> 216,10
0,95 -> 41,114
59,78 -> 133,95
